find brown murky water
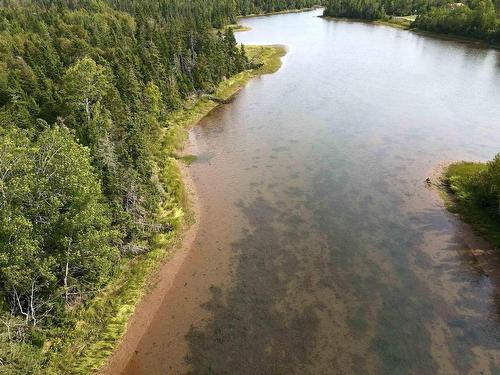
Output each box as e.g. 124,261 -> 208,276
121,9 -> 500,375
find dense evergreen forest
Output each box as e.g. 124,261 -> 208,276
0,0 -> 319,372
323,0 -> 500,42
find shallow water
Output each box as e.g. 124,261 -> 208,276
123,9 -> 500,374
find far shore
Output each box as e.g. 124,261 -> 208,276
237,5 -> 323,19
320,15 -> 500,50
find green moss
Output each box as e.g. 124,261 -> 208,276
41,44 -> 286,375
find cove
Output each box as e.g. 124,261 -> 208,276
115,9 -> 500,374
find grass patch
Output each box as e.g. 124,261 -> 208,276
375,17 -> 412,29
321,15 -> 412,30
441,161 -> 500,247
245,45 -> 287,74
38,44 -> 286,375
225,23 -> 252,32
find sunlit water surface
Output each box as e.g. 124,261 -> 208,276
124,9 -> 500,375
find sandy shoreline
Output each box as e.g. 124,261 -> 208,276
99,163 -> 200,375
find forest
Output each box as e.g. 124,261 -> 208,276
0,0 -> 319,373
323,0 -> 500,42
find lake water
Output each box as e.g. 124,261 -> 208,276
123,9 -> 500,374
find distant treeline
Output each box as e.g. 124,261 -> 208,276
237,0 -> 321,14
324,0 -> 500,42
0,0 -> 319,372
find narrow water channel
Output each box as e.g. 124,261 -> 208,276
122,9 -> 500,374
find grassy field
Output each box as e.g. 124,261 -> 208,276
441,161 -> 500,248
39,45 -> 286,375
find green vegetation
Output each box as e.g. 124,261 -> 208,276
375,15 -> 416,28
413,0 -> 500,42
225,24 -> 253,32
237,0 -> 321,15
162,45 -> 286,151
323,0 -> 500,43
0,0 -> 295,372
57,45 -> 286,375
442,158 -> 500,247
